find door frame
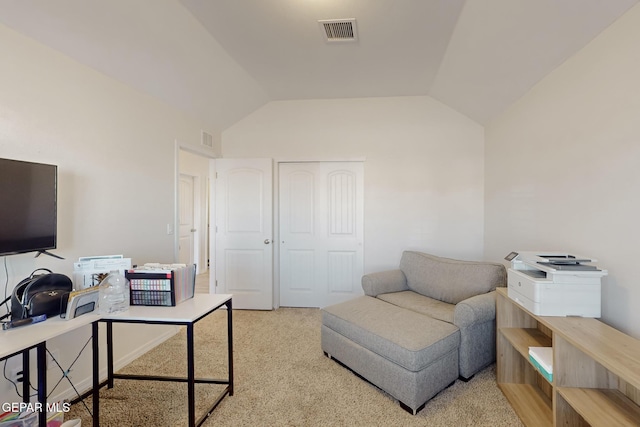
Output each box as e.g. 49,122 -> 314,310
173,141 -> 219,292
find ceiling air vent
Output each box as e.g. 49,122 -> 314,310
318,19 -> 358,42
201,130 -> 214,148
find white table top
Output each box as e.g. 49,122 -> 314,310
101,293 -> 232,323
0,311 -> 99,359
0,294 -> 232,359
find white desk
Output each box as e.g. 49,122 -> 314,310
94,294 -> 233,427
0,312 -> 99,426
0,311 -> 98,359
1,294 -> 233,427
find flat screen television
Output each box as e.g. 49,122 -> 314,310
0,158 -> 58,257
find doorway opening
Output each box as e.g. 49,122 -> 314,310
175,144 -> 216,293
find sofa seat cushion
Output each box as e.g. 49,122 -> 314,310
322,296 -> 460,372
377,291 -> 455,324
399,251 -> 506,304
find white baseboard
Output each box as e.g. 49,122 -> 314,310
49,326 -> 180,404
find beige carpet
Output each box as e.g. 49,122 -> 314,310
66,308 -> 523,426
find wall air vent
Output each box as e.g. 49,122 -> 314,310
201,130 -> 213,148
318,19 -> 358,42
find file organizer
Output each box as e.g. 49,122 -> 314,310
125,264 -> 196,306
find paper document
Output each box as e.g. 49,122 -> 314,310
528,346 -> 553,382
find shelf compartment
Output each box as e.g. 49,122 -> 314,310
499,383 -> 552,426
557,387 -> 640,426
500,328 -> 552,360
548,316 -> 640,391
497,287 -> 640,427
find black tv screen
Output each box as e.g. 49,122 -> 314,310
0,158 -> 57,256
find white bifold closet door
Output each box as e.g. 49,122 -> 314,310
279,162 -> 364,308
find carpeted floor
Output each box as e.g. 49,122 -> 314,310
66,308 -> 523,426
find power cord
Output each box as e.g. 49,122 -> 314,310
2,359 -> 37,399
1,257 -> 10,320
1,256 -> 92,416
2,337 -> 93,416
1,258 -> 36,399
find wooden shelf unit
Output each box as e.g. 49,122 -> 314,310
496,287 -> 640,426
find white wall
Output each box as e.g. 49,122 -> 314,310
485,4 -> 640,338
222,96 -> 486,274
0,24 -> 219,404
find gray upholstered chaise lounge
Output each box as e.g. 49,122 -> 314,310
321,251 -> 506,414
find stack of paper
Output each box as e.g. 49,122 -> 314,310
73,255 -> 132,289
528,346 -> 553,382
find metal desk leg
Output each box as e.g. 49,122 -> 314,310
22,349 -> 30,403
107,322 -> 114,389
92,321 -> 100,426
36,343 -> 46,427
227,299 -> 233,396
187,323 -> 195,427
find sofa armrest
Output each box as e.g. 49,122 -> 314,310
453,290 -> 497,328
361,269 -> 408,297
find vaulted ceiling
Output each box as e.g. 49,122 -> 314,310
0,0 -> 637,134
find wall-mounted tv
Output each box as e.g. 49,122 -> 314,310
0,158 -> 58,257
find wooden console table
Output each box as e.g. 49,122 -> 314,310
496,287 -> 640,426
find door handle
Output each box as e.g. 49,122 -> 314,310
264,239 -> 271,244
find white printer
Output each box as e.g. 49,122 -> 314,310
505,251 -> 607,317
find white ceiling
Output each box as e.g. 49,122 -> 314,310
0,0 -> 637,133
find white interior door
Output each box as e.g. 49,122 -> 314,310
279,162 -> 364,308
215,158 -> 273,310
178,174 -> 195,265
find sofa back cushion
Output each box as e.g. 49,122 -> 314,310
399,251 -> 506,304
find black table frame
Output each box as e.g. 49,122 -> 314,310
1,344 -> 47,426
90,298 -> 233,427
